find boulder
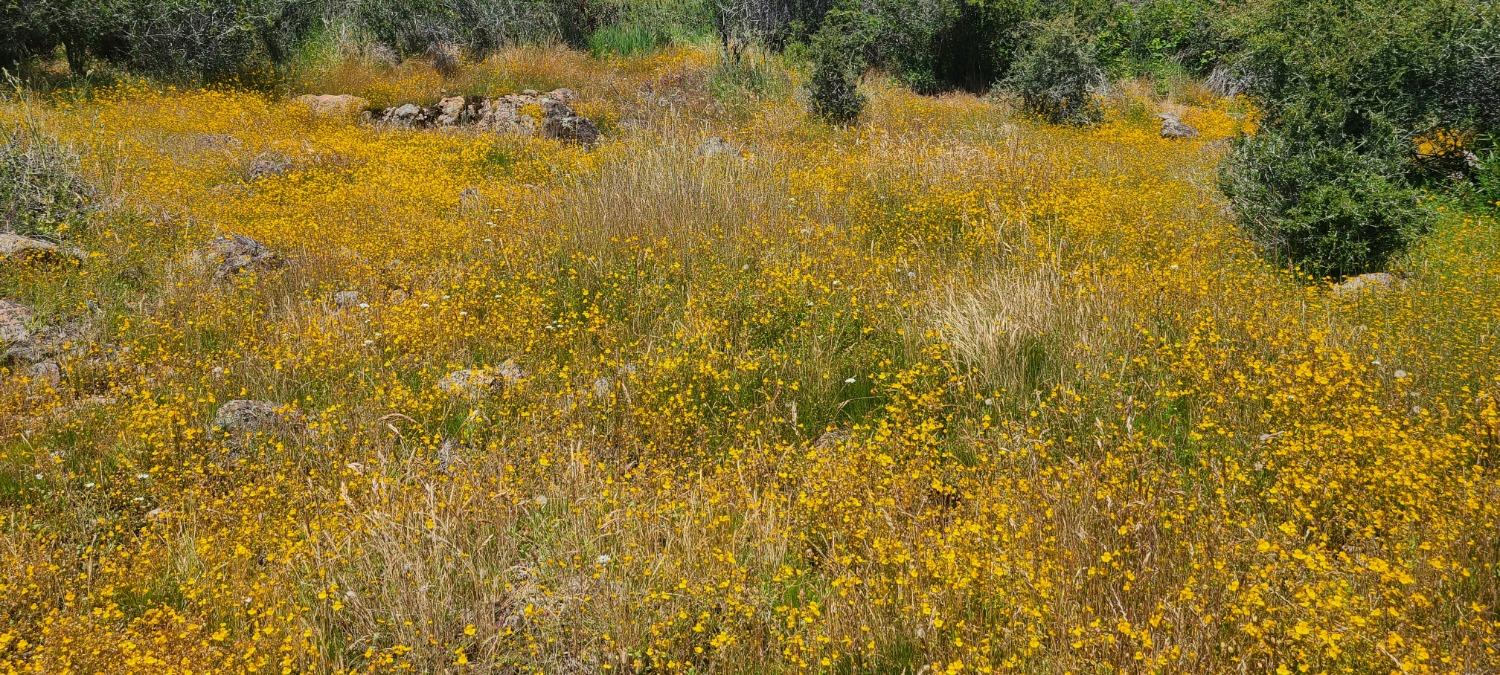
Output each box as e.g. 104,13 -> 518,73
214,399 -> 299,435
1157,113 -> 1198,139
294,94 -> 370,117
1,299 -> 93,367
0,299 -> 33,352
245,151 -> 293,180
540,100 -> 600,146
28,360 -> 61,385
1334,272 -> 1400,297
0,233 -> 81,265
210,234 -> 283,280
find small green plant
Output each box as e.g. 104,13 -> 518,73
0,124 -> 94,237
1006,16 -> 1106,125
807,7 -> 869,125
1472,143 -> 1500,210
587,22 -> 667,57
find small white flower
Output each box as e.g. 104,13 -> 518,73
1394,369 -> 1408,379
84,482 -> 96,488
362,339 -> 374,346
358,302 -> 370,309
844,376 -> 857,384
136,473 -> 150,480
596,554 -> 612,565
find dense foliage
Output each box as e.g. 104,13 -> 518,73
806,6 -> 868,124
1219,0 -> 1498,277
1006,15 -> 1105,125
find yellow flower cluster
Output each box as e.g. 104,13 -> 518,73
1,47 -> 1495,673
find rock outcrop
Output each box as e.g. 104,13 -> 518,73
0,233 -> 82,265
209,234 -> 283,281
1157,113 -> 1199,139
214,399 -> 302,435
372,90 -> 600,146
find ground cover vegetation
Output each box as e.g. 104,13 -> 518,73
1,0 -> 1498,672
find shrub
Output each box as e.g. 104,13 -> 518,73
1006,15 -> 1105,125
1219,0 -> 1497,278
1219,118 -> 1434,278
0,124 -> 94,237
806,7 -> 868,125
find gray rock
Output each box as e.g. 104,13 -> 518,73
213,399 -> 291,435
0,299 -> 34,350
1334,272 -> 1400,297
695,136 -> 739,158
434,96 -> 471,126
210,234 -> 283,280
246,151 -> 293,180
333,290 -> 362,308
540,100 -> 600,146
28,360 -> 61,385
1157,113 -> 1198,139
0,233 -> 81,265
1,300 -> 93,367
438,369 -> 496,399
391,103 -> 423,122
495,358 -> 525,384
372,90 -> 599,146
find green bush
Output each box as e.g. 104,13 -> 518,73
0,124 -> 94,238
1006,15 -> 1105,125
1219,0 -> 1496,278
806,7 -> 868,125
1219,117 -> 1434,278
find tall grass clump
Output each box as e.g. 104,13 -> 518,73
0,123 -> 94,237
